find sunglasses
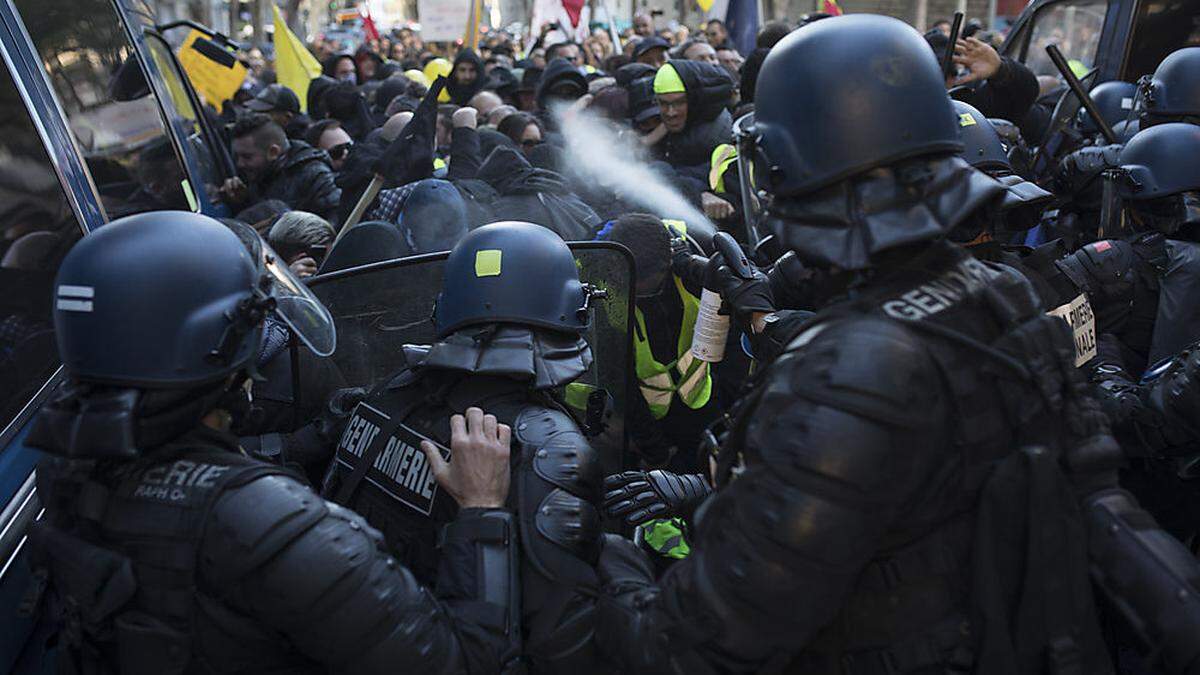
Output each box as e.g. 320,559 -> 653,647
328,142 -> 352,161
521,139 -> 542,148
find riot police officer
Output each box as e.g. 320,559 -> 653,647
322,221 -> 609,673
1061,122 -> 1200,377
24,212 -> 519,674
1054,47 -> 1200,242
594,16 -> 1200,674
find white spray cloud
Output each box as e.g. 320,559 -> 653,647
555,105 -> 717,239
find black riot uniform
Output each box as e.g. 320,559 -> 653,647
1053,47 -> 1200,244
24,212 -> 518,674
1061,122 -> 1200,377
594,16 -> 1200,675
322,221 -> 609,673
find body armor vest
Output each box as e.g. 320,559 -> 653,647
725,245 -> 1106,674
28,432 -> 314,675
322,368 -> 606,671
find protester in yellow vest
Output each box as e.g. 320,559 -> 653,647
605,213 -> 717,473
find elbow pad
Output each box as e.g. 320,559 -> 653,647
1084,489 -> 1200,675
438,508 -> 521,669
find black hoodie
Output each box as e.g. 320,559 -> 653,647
446,49 -> 487,106
660,60 -> 735,170
535,58 -> 588,112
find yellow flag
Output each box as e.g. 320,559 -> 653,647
696,0 -> 714,11
176,29 -> 247,108
272,5 -> 322,112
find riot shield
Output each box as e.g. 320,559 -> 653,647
308,242 -> 635,463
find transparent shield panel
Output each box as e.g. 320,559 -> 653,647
309,244 -> 635,456
261,242 -> 336,356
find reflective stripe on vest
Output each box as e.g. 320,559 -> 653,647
633,275 -> 712,419
709,143 -> 738,193
640,517 -> 691,559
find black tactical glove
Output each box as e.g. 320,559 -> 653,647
603,470 -> 712,526
285,386 -> 369,465
702,252 -> 775,317
669,238 -> 708,289
1055,144 -> 1123,210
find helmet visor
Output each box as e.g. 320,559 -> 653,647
262,241 -> 338,356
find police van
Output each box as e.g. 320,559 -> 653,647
1002,0 -> 1200,86
0,0 -> 236,668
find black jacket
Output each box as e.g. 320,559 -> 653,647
255,140 -> 342,220
473,145 -> 599,240
29,424 -> 516,674
951,56 -> 1040,125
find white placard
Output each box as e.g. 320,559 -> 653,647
418,0 -> 472,42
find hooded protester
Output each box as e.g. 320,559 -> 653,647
306,75 -> 337,120
324,81 -> 377,141
447,49 -> 488,106
535,58 -> 588,130
653,61 -> 734,167
323,52 -> 358,85
354,47 -> 384,83
474,145 -> 598,240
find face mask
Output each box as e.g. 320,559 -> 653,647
339,72 -> 357,85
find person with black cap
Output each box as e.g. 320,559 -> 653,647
594,15 -> 1200,673
536,57 -> 589,132
245,83 -> 311,140
633,36 -> 670,69
626,76 -> 662,136
512,66 -> 541,112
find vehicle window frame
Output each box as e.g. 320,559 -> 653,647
141,28 -> 233,205
11,0 -> 201,218
1016,0 -> 1110,78
0,39 -> 86,447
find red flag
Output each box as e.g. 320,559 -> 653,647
822,0 -> 843,15
361,4 -> 380,42
561,0 -> 585,28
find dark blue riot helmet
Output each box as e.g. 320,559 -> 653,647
1077,80 -> 1137,136
53,211 -> 335,388
952,100 -> 1009,173
1140,47 -> 1200,127
1099,123 -> 1200,236
744,15 -> 996,270
31,212 -> 336,459
750,14 -> 961,198
953,100 -> 1051,232
434,221 -> 591,338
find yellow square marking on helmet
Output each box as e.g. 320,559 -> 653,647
959,113 -> 977,127
475,249 -> 502,277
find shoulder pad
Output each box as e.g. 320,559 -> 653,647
1057,239 -> 1136,294
202,474 -> 329,584
514,407 -> 601,497
778,316 -> 939,428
